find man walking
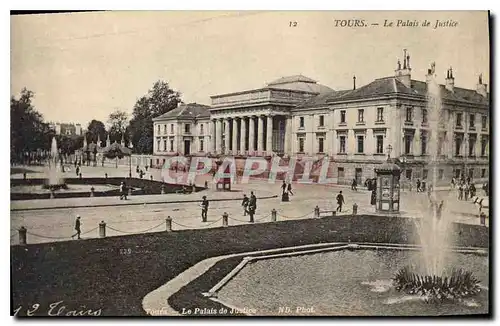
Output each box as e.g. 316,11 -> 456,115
72,215 -> 81,240
287,182 -> 293,196
281,180 -> 287,195
242,194 -> 249,216
336,191 -> 345,213
201,195 -> 209,222
248,192 -> 257,223
351,178 -> 357,191
416,179 -> 421,192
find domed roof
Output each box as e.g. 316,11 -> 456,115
264,75 -> 334,94
375,158 -> 402,173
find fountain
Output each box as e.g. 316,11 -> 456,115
43,137 -> 67,190
393,63 -> 481,302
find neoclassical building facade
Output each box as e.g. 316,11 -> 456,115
151,50 -> 489,184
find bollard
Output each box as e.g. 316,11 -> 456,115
150,175 -> 153,180
99,221 -> 106,238
18,226 -> 27,245
204,181 -> 208,189
314,206 -> 320,218
50,189 -> 55,199
90,187 -> 95,197
222,212 -> 229,227
79,173 -> 82,179
161,185 -> 165,195
352,203 -> 358,216
105,173 -> 108,179
166,216 -> 173,232
480,212 -> 486,226
271,209 -> 277,222
23,172 -> 27,180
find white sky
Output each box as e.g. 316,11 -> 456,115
11,11 -> 489,127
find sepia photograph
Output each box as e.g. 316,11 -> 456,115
10,10 -> 490,317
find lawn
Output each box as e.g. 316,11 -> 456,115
11,215 -> 489,317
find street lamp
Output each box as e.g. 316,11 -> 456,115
128,139 -> 133,178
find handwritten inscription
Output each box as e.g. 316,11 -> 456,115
13,301 -> 102,316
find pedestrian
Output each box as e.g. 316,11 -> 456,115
242,194 -> 249,216
351,178 -> 357,191
72,215 -> 81,240
466,176 -> 471,185
119,182 -> 124,200
416,179 -> 421,192
336,191 -> 345,213
281,180 -> 287,195
451,177 -> 456,189
76,165 -> 80,177
201,195 -> 209,222
464,184 -> 470,201
136,165 -> 140,174
287,182 -> 293,196
248,193 -> 256,223
458,185 -> 463,200
470,183 -> 476,197
370,189 -> 377,206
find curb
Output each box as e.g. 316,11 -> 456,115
10,195 -> 279,212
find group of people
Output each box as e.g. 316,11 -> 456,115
241,192 -> 258,222
281,181 -> 293,196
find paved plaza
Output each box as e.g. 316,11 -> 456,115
10,164 -> 488,245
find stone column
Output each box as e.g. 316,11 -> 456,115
463,133 -> 469,157
211,120 -> 216,153
414,129 -> 421,156
224,119 -> 230,155
249,116 -> 255,152
215,119 -> 222,154
232,118 -> 238,155
240,117 -> 247,154
257,115 -> 264,153
266,115 -> 273,154
284,116 -> 291,154
475,135 -> 481,157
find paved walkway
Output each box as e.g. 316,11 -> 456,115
10,165 -> 489,245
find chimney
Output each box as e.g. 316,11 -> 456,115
394,49 -> 411,88
445,67 -> 454,92
476,73 -> 488,97
353,75 -> 356,90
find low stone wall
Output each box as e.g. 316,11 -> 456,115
10,177 -> 205,200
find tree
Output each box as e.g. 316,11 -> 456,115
128,80 -> 182,154
107,110 -> 128,143
10,88 -> 52,162
86,119 -> 107,145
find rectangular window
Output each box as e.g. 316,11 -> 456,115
469,138 -> 476,157
319,115 -> 324,127
358,109 -> 364,123
184,124 -> 191,133
406,169 -> 412,180
482,116 -> 487,129
157,139 -> 161,151
164,139 -> 167,151
164,125 -> 167,134
200,139 -> 204,151
157,125 -> 160,134
438,169 -> 444,180
170,140 -> 174,152
468,168 -> 474,179
481,169 -> 486,178
318,138 -> 324,153
299,117 -> 305,128
357,135 -> 364,153
298,137 -> 305,152
339,136 -> 346,153
455,169 -> 461,179
338,167 -> 345,179
406,107 -> 413,122
340,110 -> 346,123
422,109 -> 428,124
404,135 -> 412,154
200,124 -> 204,134
481,138 -> 487,156
455,137 -> 462,156
421,134 -> 427,155
170,124 -> 174,134
377,107 -> 384,122
376,135 -> 384,154
469,114 -> 475,128
423,169 -> 428,180
456,113 -> 462,127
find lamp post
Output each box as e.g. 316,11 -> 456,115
128,139 -> 133,178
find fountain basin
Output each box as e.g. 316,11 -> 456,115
210,245 -> 488,316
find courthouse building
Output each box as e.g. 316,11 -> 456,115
151,50 -> 490,184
